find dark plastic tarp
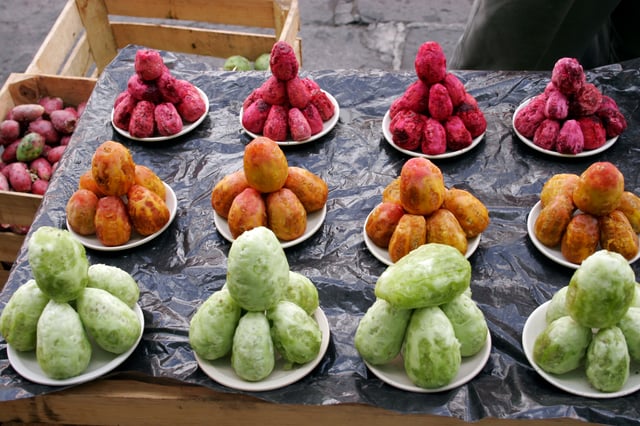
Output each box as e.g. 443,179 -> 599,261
1,45 -> 639,424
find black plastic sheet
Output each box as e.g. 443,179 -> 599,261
1,45 -> 639,424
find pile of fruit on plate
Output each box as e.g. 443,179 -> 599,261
241,41 -> 336,142
356,243 -> 489,390
190,226 -> 328,384
211,137 -> 327,242
514,57 -> 627,155
1,226 -> 142,380
66,140 -> 172,247
112,49 -> 207,139
386,41 -> 486,156
365,157 -> 489,263
532,161 -> 639,264
528,250 -> 639,393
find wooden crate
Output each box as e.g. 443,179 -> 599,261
0,73 -> 96,288
25,0 -> 302,78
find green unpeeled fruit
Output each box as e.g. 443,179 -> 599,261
224,55 -> 252,71
403,306 -> 461,389
282,271 -> 319,315
226,226 -> 288,311
355,298 -> 411,365
16,132 -> 45,162
231,311 -> 274,381
87,264 -> 140,308
28,226 -> 89,302
254,53 -> 270,71
586,326 -> 629,392
440,293 -> 488,357
545,286 -> 569,324
76,287 -> 141,355
533,315 -> 592,375
36,300 -> 91,379
617,307 -> 640,362
566,250 -> 635,328
0,280 -> 50,351
375,243 -> 471,310
189,288 -> 241,361
268,300 -> 322,365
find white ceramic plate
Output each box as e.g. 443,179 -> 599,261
195,307 -> 330,392
527,200 -> 640,269
363,211 -> 481,266
522,301 -> 640,398
512,97 -> 618,158
214,204 -> 326,249
365,331 -> 491,393
67,182 -> 177,252
382,110 -> 484,159
7,304 -> 144,386
240,91 -> 340,145
111,87 -> 209,142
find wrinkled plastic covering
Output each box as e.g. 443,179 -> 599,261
1,45 -> 640,423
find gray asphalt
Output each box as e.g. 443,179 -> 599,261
0,0 -> 472,86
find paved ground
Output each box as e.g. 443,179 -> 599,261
0,0 -> 472,86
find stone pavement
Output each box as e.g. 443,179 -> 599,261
300,0 -> 473,71
0,0 -> 472,86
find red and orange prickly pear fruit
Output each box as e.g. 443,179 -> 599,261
243,137 -> 289,193
91,140 -> 136,197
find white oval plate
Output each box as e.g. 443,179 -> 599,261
240,91 -> 340,145
7,304 -> 144,386
365,331 -> 491,393
522,301 -> 640,398
363,211 -> 481,266
67,182 -> 177,252
111,87 -> 209,142
214,203 -> 326,249
382,110 -> 484,159
512,97 -> 618,157
195,307 -> 330,392
527,200 -> 640,269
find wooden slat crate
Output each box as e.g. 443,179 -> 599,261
25,0 -> 302,78
0,73 -> 96,289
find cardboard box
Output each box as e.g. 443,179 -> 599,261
25,0 -> 302,78
0,73 -> 96,287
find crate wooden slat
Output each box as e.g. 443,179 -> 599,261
110,24 -> 281,66
0,191 -> 38,275
25,0 -> 301,78
105,0 -> 290,30
24,0 -> 98,78
0,192 -> 41,227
